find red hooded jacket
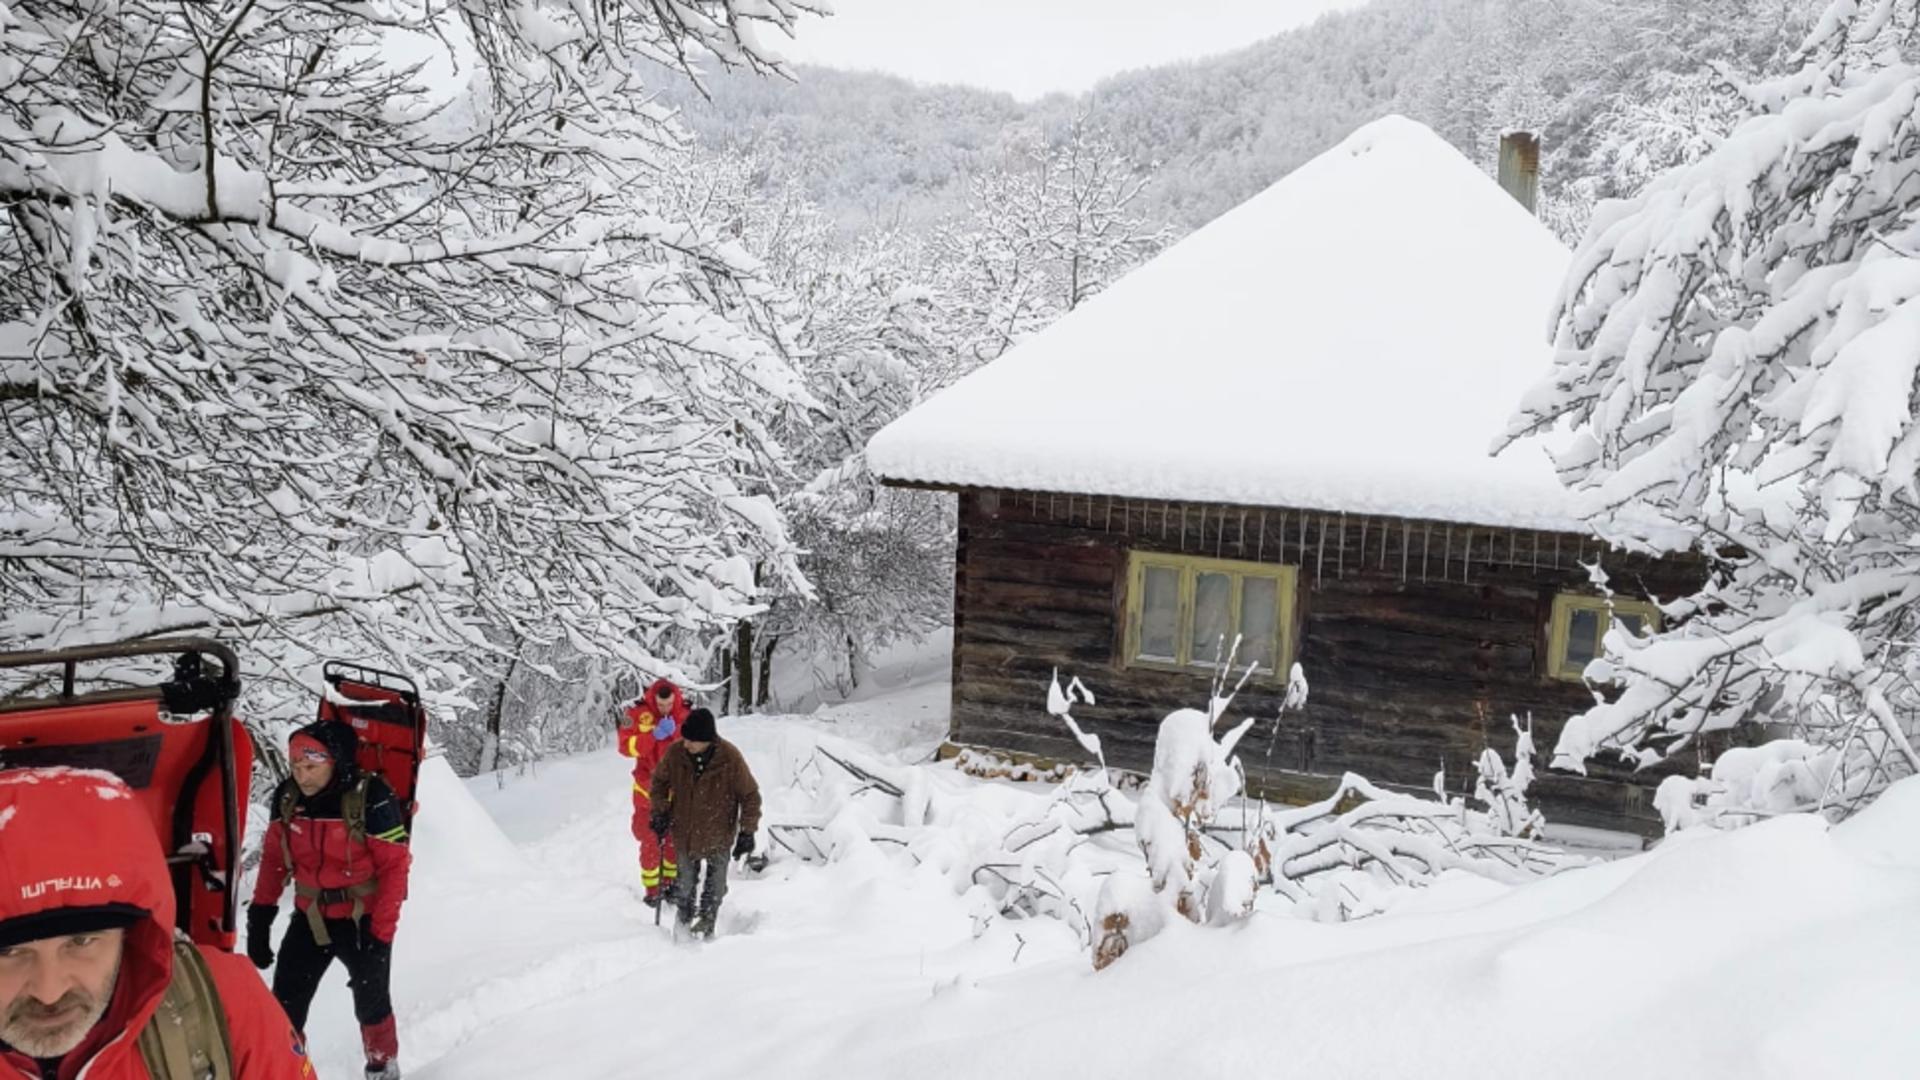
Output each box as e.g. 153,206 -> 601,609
252,720 -> 412,942
617,679 -> 688,803
0,768 -> 315,1080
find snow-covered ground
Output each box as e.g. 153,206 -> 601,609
288,635 -> 1920,1079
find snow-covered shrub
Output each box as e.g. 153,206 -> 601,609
1259,770 -> 1585,923
1654,739 -> 1849,832
1473,715 -> 1546,840
1135,707 -> 1248,920
1084,655 -> 1291,968
768,665 -> 1577,968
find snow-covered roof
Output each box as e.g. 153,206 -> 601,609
867,115 -> 1581,532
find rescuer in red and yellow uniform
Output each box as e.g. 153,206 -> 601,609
617,680 -> 689,907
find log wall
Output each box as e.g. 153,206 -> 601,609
947,488 -> 1710,836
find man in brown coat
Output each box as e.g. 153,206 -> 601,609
647,708 -> 762,938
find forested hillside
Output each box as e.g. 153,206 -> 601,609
661,0 -> 1818,238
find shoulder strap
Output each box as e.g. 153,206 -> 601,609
136,936 -> 235,1080
343,774 -> 371,844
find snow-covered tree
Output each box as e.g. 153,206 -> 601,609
1502,0 -> 1920,821
638,147 -> 954,707
928,116 -> 1169,371
0,2 -> 823,710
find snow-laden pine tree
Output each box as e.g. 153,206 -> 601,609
0,2 -> 822,703
1503,0 -> 1920,822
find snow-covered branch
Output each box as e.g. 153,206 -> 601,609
1502,0 -> 1920,821
0,1 -> 828,712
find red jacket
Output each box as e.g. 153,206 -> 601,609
0,768 -> 315,1080
252,772 -> 412,942
617,679 -> 688,802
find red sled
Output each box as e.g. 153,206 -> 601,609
316,660 -> 429,820
0,639 -> 251,951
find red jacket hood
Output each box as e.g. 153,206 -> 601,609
0,768 -> 177,1066
631,679 -> 686,721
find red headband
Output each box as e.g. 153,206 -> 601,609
289,732 -> 332,763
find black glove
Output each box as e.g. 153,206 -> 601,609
355,917 -> 392,958
245,904 -> 276,970
649,812 -> 670,838
733,831 -> 755,859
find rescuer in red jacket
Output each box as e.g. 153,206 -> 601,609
617,679 -> 689,906
0,767 -> 315,1080
248,719 -> 412,1080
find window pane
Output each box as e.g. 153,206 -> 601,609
1138,565 -> 1180,661
1238,576 -> 1279,671
1615,613 -> 1649,638
1190,572 -> 1232,666
1565,607 -> 1602,671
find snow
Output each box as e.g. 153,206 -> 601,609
285,635 -> 1920,1079
866,116 -> 1579,531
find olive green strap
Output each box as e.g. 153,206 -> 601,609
136,935 -> 234,1080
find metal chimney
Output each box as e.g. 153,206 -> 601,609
1497,131 -> 1540,215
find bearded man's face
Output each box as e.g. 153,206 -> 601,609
0,929 -> 125,1058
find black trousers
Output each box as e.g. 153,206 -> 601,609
272,913 -> 395,1032
673,854 -> 729,924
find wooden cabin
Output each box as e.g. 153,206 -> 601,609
866,117 -> 1701,835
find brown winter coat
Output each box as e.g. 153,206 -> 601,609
650,738 -> 762,857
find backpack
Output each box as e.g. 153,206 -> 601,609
316,661 -> 429,820
135,934 -> 234,1080
0,640 -> 251,952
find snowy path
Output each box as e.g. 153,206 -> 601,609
295,646 -> 1085,1079
285,641 -> 1920,1079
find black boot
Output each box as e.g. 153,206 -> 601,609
691,908 -> 717,939
672,873 -> 698,929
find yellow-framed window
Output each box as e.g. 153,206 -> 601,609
1547,593 -> 1661,681
1123,551 -> 1296,676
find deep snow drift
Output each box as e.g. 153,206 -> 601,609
283,641 -> 1920,1079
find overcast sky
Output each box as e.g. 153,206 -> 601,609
774,0 -> 1374,100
